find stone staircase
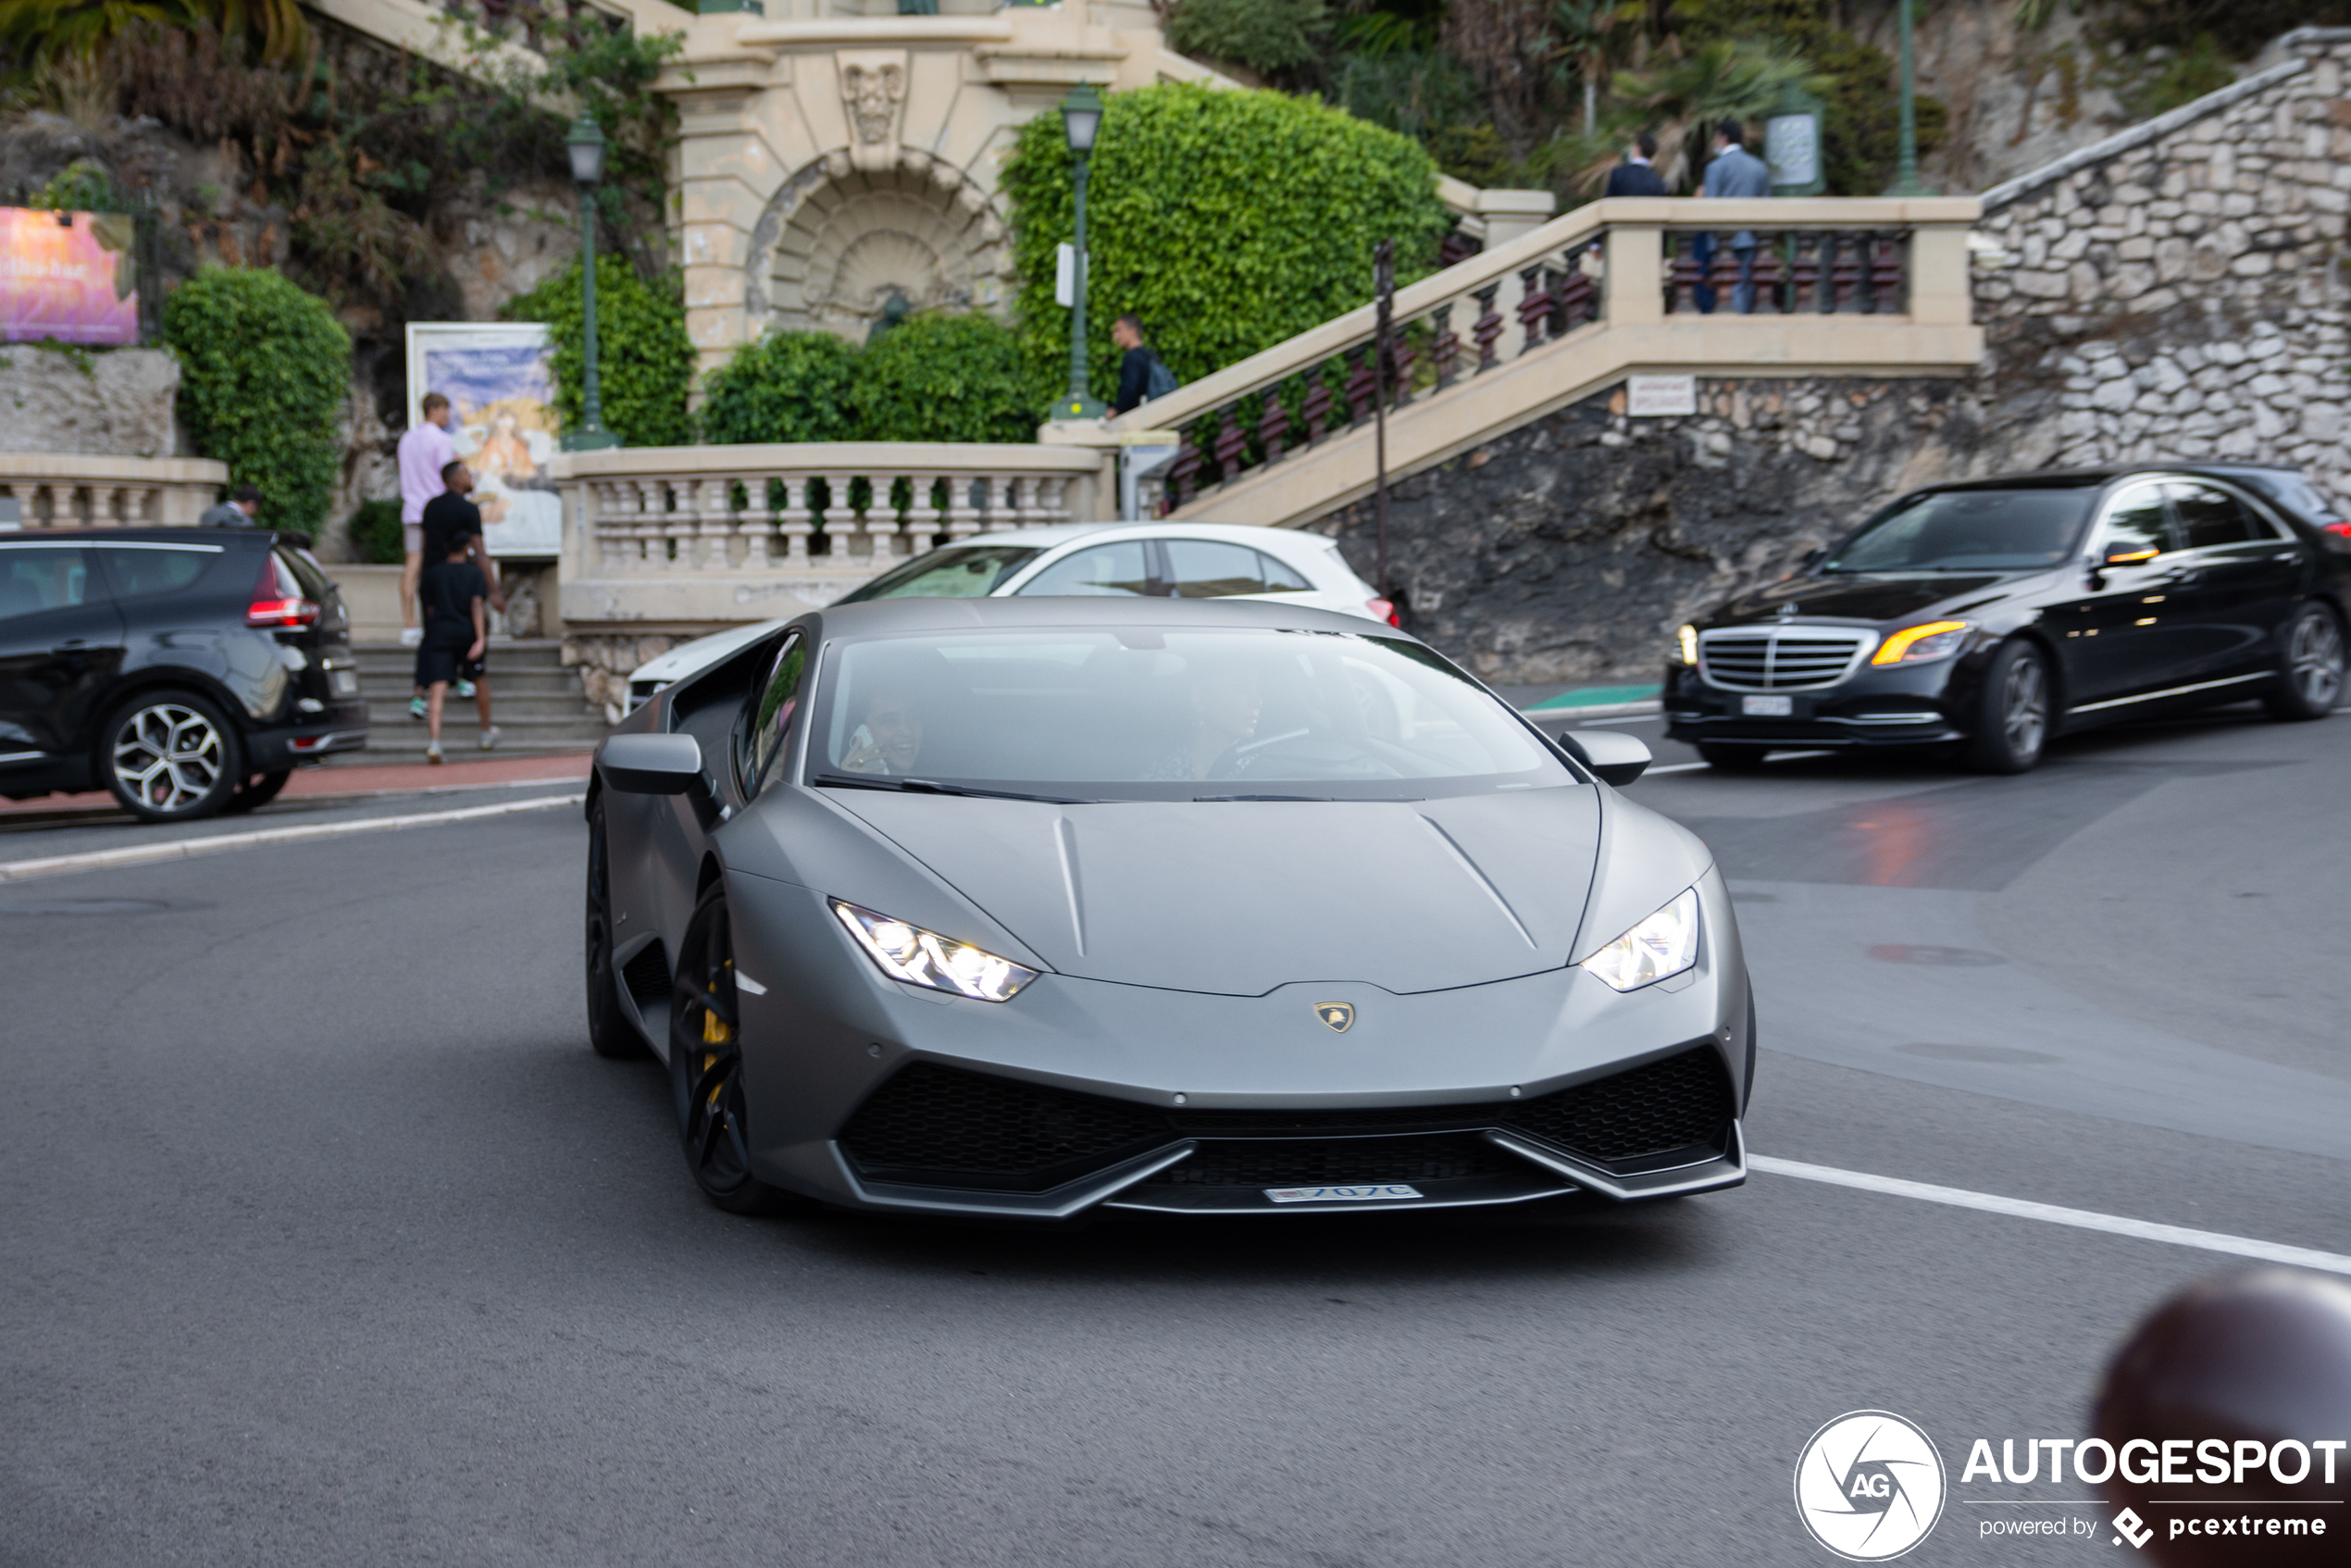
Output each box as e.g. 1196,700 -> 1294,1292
347,640 -> 610,760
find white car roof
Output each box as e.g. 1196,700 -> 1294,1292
971,520 -> 1340,555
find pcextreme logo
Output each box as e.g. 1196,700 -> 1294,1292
1795,1411 -> 1948,1562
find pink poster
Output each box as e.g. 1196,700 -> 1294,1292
0,207 -> 141,345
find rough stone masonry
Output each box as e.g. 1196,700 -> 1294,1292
1326,27 -> 2351,687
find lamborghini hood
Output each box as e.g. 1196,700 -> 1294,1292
825,789 -> 1606,996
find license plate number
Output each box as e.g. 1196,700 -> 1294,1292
1264,1184 -> 1423,1204
330,668 -> 359,697
1742,694 -> 1793,716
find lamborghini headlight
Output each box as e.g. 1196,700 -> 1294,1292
1577,888 -> 1700,992
830,900 -> 1039,1002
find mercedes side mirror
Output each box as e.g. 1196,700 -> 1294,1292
1800,546 -> 1827,570
598,732 -> 707,796
2103,543 -> 2160,567
1559,728 -> 1652,787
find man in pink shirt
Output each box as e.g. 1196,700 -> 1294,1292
396,392 -> 458,648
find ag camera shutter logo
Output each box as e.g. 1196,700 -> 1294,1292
1794,1411 -> 1947,1561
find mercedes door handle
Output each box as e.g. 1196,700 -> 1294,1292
51,639 -> 92,653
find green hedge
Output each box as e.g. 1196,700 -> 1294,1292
700,329 -> 858,445
502,255 -> 696,448
852,314 -> 1051,444
1002,81 -> 1450,400
161,268 -> 351,538
350,497 -> 404,565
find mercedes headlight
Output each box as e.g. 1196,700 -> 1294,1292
1675,624 -> 1698,666
1577,888 -> 1700,991
1871,619 -> 1972,665
830,900 -> 1039,1002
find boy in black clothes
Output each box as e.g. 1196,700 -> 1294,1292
416,527 -> 500,763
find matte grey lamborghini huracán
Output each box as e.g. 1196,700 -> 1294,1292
586,597 -> 1754,1220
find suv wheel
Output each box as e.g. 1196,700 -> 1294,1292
101,691 -> 243,822
1962,641 -> 2051,774
222,769 -> 293,815
2263,602 -> 2345,721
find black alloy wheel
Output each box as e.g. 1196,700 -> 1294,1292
1963,640 -> 2051,775
222,769 -> 293,815
99,690 -> 243,822
584,796 -> 642,1060
669,881 -> 793,1214
2264,602 -> 2346,721
1698,742 -> 1772,772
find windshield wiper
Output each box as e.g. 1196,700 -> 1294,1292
810,773 -> 1092,804
1193,792 -> 1338,802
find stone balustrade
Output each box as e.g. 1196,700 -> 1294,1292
1111,196 -> 1980,521
551,442 -> 1108,634
0,454 -> 230,529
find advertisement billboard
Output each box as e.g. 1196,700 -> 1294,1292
0,207 -> 140,345
404,321 -> 564,558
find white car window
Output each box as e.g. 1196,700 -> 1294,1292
1015,541 -> 1155,597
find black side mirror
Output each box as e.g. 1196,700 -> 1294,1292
1558,728 -> 1652,787
1800,546 -> 1827,570
599,733 -> 706,796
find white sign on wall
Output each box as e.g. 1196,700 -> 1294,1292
1765,113 -> 1822,191
1625,375 -> 1698,417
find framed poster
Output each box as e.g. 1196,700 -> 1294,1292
1,207 -> 141,345
404,322 -> 564,558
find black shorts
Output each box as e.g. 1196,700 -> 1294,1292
415,630 -> 483,689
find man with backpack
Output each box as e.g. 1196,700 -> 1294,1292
1111,314 -> 1178,415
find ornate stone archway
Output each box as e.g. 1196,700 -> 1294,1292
743,149 -> 1012,343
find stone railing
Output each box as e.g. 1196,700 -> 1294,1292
0,454 -> 229,529
551,442 -> 1108,631
1110,196 -> 1980,522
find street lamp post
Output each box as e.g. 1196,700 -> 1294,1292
563,116 -> 621,452
1886,0 -> 1929,197
1054,83 -> 1107,421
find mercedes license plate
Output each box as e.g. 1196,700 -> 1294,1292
330,668 -> 359,697
1264,1184 -> 1423,1204
1742,694 -> 1794,716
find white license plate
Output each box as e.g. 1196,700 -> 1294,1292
1741,694 -> 1794,716
1264,1184 -> 1424,1204
330,669 -> 359,697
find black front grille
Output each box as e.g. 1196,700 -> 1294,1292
1700,629 -> 1869,690
838,1062 -> 1169,1191
838,1047 -> 1735,1193
1502,1047 -> 1735,1170
1143,1134 -> 1524,1188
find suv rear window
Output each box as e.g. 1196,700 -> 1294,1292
101,545 -> 217,598
1825,490 -> 2091,573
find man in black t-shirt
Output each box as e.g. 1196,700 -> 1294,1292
410,461 -> 504,717
416,527 -> 500,763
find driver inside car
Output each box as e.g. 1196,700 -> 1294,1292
839,687 -> 926,776
1143,657 -> 1265,780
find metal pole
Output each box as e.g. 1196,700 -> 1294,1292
1372,237 -> 1394,600
1060,152 -> 1106,418
578,183 -> 607,441
1890,0 -> 1925,196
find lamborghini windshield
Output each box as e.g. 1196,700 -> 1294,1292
1824,488 -> 2092,573
807,627 -> 1572,801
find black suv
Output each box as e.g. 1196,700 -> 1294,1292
1663,465 -> 2351,773
0,527 -> 368,820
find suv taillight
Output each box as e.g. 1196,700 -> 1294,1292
1367,597 -> 1400,628
247,554 -> 318,628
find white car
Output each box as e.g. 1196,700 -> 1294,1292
623,522 -> 1394,709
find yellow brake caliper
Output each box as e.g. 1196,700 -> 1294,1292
703,960 -> 733,1109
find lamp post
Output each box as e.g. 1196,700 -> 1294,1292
563,115 -> 621,452
1053,83 -> 1107,421
1886,0 -> 1929,197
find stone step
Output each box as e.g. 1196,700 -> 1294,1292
364,700 -> 600,724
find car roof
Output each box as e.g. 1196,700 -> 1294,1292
805,591 -> 1398,640
969,520 -> 1340,552
1917,463 -> 2302,494
0,527 -> 276,543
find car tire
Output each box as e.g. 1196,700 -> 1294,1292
584,797 -> 643,1061
1962,641 -> 2051,775
2262,602 -> 2345,721
670,880 -> 798,1215
1698,743 -> 1771,772
98,690 -> 243,822
221,769 -> 292,815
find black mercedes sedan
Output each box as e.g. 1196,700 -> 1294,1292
0,527 -> 368,819
1662,465 -> 2350,772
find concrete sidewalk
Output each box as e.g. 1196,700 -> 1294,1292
0,752 -> 591,824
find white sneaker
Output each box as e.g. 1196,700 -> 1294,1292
426,741 -> 444,765
399,627 -> 422,648
479,726 -> 503,751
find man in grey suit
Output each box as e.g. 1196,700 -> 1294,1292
1698,119 -> 1773,313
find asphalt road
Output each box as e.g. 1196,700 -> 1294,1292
4,704 -> 2347,1566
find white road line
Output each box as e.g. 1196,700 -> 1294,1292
1752,1153 -> 2351,1277
0,794 -> 584,885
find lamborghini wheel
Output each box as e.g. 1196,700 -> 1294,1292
669,881 -> 794,1214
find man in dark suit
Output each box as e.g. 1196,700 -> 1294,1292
1604,132 -> 1668,198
